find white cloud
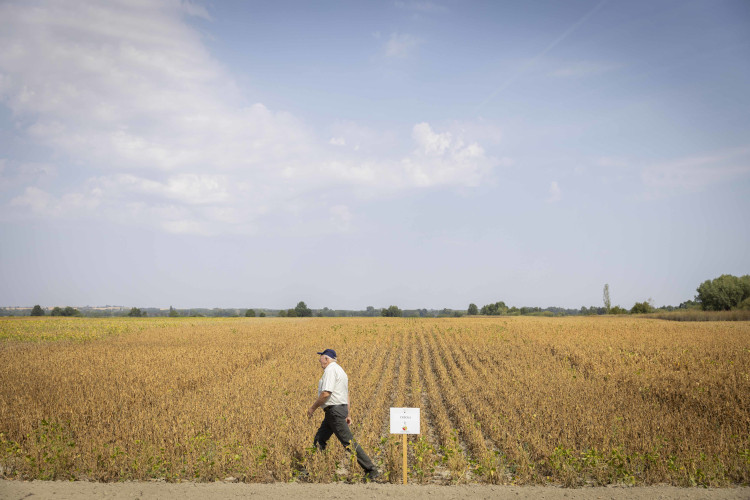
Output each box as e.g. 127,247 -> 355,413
10,186 -> 55,214
181,0 -> 211,20
329,205 -> 353,231
385,33 -> 423,58
413,122 -> 452,155
104,173 -> 230,205
547,181 -> 562,203
403,123 -> 492,187
641,148 -> 750,198
0,0 -> 499,235
9,184 -> 102,217
0,160 -> 57,189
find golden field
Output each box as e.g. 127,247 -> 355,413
0,316 -> 748,486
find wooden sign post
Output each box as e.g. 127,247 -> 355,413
390,407 -> 420,484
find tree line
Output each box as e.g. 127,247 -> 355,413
10,274 -> 748,318
466,274 -> 749,317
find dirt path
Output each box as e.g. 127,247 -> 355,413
1,481 -> 749,500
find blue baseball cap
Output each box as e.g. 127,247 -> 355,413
317,348 -> 337,359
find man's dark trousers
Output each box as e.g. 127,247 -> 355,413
314,404 -> 376,473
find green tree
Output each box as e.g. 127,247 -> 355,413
480,301 -> 507,315
30,305 -> 44,316
65,306 -> 81,316
630,301 -> 654,314
277,310 -> 287,317
51,306 -> 81,317
381,305 -> 403,317
259,311 -> 266,317
169,306 -> 179,317
678,299 -> 700,310
286,308 -> 297,317
294,301 -> 312,317
467,303 -> 478,315
245,309 -> 256,317
696,274 -> 750,311
128,307 -> 142,317
603,284 -> 611,313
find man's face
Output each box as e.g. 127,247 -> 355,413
319,355 -> 329,369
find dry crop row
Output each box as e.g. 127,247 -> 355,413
0,316 -> 748,485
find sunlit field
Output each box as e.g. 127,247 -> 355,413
1,316 -> 748,486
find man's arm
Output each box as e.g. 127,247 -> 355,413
307,391 -> 331,418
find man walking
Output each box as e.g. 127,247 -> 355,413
307,348 -> 379,480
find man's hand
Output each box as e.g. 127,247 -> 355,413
345,416 -> 352,425
308,391 -> 331,419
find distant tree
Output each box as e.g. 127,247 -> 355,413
65,306 -> 81,316
51,306 -> 81,317
467,303 -> 478,315
630,301 -> 654,314
581,306 -> 606,315
319,307 -> 335,317
259,311 -> 266,317
381,305 -> 403,317
603,284 -> 611,313
30,305 -> 44,316
609,305 -> 628,315
168,306 -> 179,317
520,306 -> 542,315
480,301 -> 507,315
365,306 -> 378,317
286,308 -> 297,317
278,310 -> 287,317
128,307 -> 142,317
678,299 -> 700,310
696,274 -> 750,311
245,309 -> 256,317
295,301 -> 312,317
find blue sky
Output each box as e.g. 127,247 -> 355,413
1,0 -> 748,310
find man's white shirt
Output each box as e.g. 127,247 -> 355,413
318,361 -> 349,407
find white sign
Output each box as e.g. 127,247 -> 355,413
390,407 -> 420,434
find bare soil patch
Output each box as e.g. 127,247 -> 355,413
1,480 -> 750,500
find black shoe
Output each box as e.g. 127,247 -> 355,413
364,469 -> 380,482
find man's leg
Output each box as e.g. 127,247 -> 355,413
327,405 -> 377,474
313,414 -> 334,451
